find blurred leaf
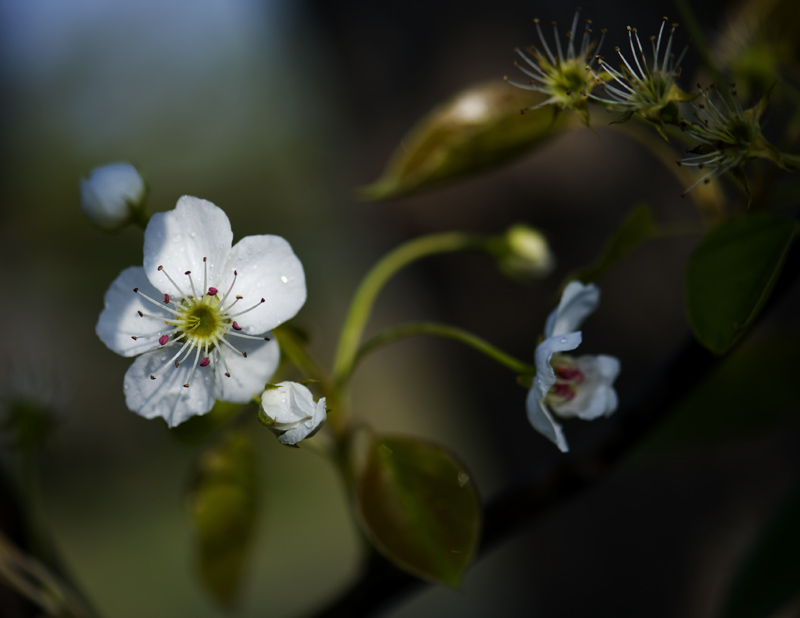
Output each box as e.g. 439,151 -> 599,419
686,214 -> 796,353
356,436 -> 481,586
169,400 -> 240,445
565,204 -> 656,287
188,431 -> 258,606
362,82 -> 575,201
632,334 -> 800,454
720,486 -> 800,618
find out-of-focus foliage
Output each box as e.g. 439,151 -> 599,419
187,431 -> 258,605
564,204 -> 656,289
361,82 -> 576,201
686,214 -> 796,353
720,486 -> 800,618
356,436 -> 480,586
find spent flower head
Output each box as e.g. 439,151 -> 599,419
589,18 -> 693,132
677,84 -> 780,195
506,9 -> 605,125
81,162 -> 148,229
258,381 -> 327,446
96,196 -> 307,427
526,281 -> 620,452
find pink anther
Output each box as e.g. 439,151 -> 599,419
200,357 -> 210,367
159,335 -> 169,346
232,321 -> 242,331
164,293 -> 170,304
207,287 -> 218,296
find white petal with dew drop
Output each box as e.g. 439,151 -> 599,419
545,281 -> 600,337
551,354 -> 621,420
143,196 -> 233,295
525,388 -> 569,452
123,345 -> 216,427
534,331 -> 582,400
96,266 -> 172,357
217,235 -> 307,334
213,334 -> 280,404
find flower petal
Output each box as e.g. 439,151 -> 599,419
215,235 -> 307,334
213,334 -> 280,404
525,388 -> 569,452
143,196 -> 233,295
552,354 -> 620,420
96,266 -> 172,357
545,281 -> 600,337
123,346 -> 216,427
534,331 -> 583,400
279,397 -> 327,445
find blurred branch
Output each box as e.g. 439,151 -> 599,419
308,239 -> 800,618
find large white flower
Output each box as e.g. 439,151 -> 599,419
526,281 -> 620,452
96,196 -> 307,427
258,381 -> 327,445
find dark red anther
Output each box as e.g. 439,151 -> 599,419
555,366 -> 584,382
164,294 -> 170,304
232,321 -> 242,331
550,383 -> 577,401
159,335 -> 169,346
200,357 -> 210,367
207,287 -> 218,296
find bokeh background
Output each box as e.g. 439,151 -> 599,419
1,0 -> 799,616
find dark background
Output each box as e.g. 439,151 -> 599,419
1,0 -> 799,616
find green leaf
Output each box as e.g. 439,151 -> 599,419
361,81 -> 576,201
564,204 -> 656,287
686,214 -> 796,353
720,486 -> 800,618
356,436 -> 481,586
188,431 -> 258,605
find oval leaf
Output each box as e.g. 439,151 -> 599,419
356,436 -> 481,586
187,431 -> 258,605
686,214 -> 796,353
361,81 -> 575,201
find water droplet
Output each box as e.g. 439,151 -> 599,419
560,338 -> 568,343
281,276 -> 288,283
190,231 -> 196,238
173,234 -> 182,242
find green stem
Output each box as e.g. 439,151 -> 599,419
351,321 -> 534,380
332,232 -> 491,384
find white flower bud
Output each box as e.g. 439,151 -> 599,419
500,224 -> 555,279
259,382 -> 326,445
80,162 -> 147,229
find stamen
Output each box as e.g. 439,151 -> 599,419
134,288 -> 180,316
227,298 -> 265,318
202,257 -> 208,296
200,357 -> 210,367
157,266 -> 188,298
223,295 -> 243,312
232,321 -> 243,331
215,349 -> 232,378
207,287 -> 218,296
219,270 -> 238,305
534,18 -> 557,65
183,346 -> 203,388
164,294 -> 170,304
159,335 -> 169,346
185,270 -> 198,298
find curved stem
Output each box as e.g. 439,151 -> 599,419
351,321 -> 534,381
332,232 -> 491,384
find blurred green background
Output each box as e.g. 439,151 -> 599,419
1,1 -> 799,617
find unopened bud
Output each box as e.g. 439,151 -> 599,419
80,162 -> 147,229
497,224 -> 555,279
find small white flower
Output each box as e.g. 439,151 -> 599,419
80,162 -> 147,229
96,196 -> 307,427
259,382 -> 327,445
526,281 -> 620,452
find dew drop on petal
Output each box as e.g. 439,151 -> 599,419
281,276 -> 288,283
560,338 -> 568,343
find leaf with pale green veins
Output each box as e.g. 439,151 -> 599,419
686,213 -> 796,353
356,435 -> 481,586
188,431 -> 258,605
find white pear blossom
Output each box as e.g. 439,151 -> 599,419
96,196 -> 307,427
526,281 -> 620,452
81,162 -> 147,228
259,381 -> 327,445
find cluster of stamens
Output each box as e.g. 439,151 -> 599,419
506,9 -> 606,113
546,356 -> 585,404
589,18 -> 687,112
677,83 -> 759,194
131,256 -> 268,389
